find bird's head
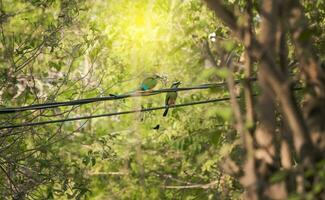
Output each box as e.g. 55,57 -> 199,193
153,74 -> 162,79
154,74 -> 168,85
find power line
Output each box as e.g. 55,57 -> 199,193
0,78 -> 256,114
0,86 -> 304,131
0,97 -> 231,130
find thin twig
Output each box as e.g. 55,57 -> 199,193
162,180 -> 218,189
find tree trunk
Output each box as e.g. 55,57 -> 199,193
203,0 -> 325,199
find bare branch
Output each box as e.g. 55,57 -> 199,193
162,180 -> 218,189
203,0 -> 238,32
287,1 -> 325,98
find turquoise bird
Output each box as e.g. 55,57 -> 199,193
110,75 -> 163,96
163,81 -> 181,117
139,74 -> 162,91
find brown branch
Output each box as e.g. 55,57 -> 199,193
201,39 -> 218,68
225,53 -> 246,146
253,0 -> 278,167
203,0 -> 313,162
243,0 -> 255,152
87,171 -> 127,176
203,0 -> 238,32
0,164 -> 19,197
287,1 -> 325,98
162,180 -> 218,189
278,1 -> 289,74
280,124 -> 294,169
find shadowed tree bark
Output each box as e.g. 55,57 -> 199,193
203,0 -> 325,199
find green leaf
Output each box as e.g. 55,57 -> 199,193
269,170 -> 288,183
82,156 -> 90,166
298,29 -> 313,43
91,157 -> 96,166
313,182 -> 324,194
49,61 -> 61,71
215,68 -> 231,78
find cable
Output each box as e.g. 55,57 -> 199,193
0,97 -> 231,130
0,86 -> 304,131
0,78 -> 256,114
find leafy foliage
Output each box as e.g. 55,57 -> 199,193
0,0 -> 324,199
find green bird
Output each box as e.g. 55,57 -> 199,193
163,81 -> 181,117
139,74 -> 162,91
110,75 -> 163,96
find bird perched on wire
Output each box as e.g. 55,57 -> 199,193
163,81 -> 181,117
110,74 -> 165,97
139,74 -> 164,91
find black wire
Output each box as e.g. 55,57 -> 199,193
0,78 -> 256,114
0,86 -> 304,131
0,97 -> 231,130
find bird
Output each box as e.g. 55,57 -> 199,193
139,74 -> 162,91
163,81 -> 181,117
110,75 -> 163,97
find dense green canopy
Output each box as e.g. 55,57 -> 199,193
0,0 -> 324,199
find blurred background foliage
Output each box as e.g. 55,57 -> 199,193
0,0 -> 323,199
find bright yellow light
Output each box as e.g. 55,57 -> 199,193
100,0 -> 174,71
127,9 -> 162,43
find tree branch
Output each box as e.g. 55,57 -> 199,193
202,0 -> 313,162
162,180 -> 218,189
203,0 -> 238,32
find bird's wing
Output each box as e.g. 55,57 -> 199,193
165,93 -> 171,105
140,83 -> 149,90
168,96 -> 176,105
147,78 -> 158,89
167,92 -> 177,105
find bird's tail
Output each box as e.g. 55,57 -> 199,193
115,88 -> 140,96
128,88 -> 140,94
163,107 -> 169,117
